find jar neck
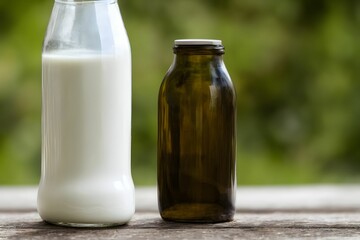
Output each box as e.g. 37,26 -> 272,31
174,46 -> 224,68
172,45 -> 225,66
174,54 -> 224,66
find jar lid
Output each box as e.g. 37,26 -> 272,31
174,39 -> 222,45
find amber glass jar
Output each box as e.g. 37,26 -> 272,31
158,39 -> 236,223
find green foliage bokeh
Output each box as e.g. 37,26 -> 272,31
0,0 -> 359,185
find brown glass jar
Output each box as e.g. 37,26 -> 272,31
158,39 -> 236,223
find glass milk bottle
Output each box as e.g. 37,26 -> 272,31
158,39 -> 237,222
37,0 -> 134,227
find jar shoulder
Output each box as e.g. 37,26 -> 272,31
159,65 -> 236,106
161,65 -> 234,89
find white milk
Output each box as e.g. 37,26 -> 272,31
38,51 -> 134,226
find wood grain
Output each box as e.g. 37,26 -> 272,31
1,186 -> 360,239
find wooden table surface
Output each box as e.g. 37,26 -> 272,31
1,185 -> 360,239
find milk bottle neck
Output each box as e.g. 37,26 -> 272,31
55,0 -> 116,3
45,0 -> 127,54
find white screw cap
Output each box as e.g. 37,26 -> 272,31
174,39 -> 222,45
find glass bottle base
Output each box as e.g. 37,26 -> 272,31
160,203 -> 234,223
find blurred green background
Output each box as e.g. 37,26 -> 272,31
0,0 -> 359,185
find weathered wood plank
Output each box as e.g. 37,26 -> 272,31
1,186 -> 360,239
1,212 -> 360,239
